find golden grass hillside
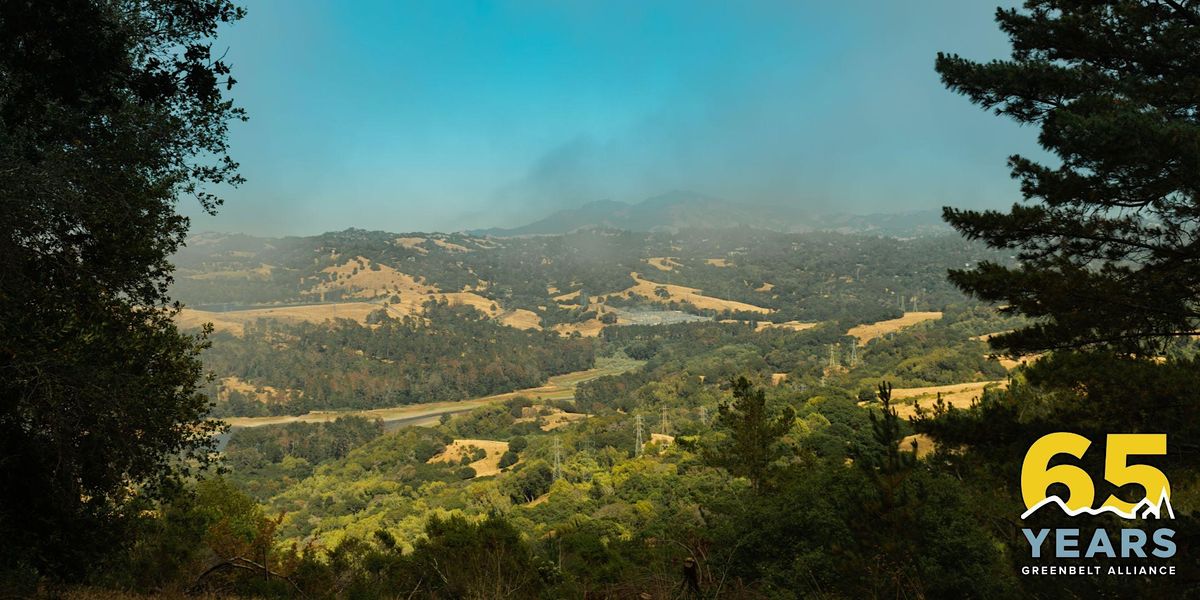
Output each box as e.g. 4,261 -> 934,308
428,439 -> 510,477
646,257 -> 682,271
308,256 -> 436,300
609,272 -> 772,314
888,380 -> 1007,418
498,308 -> 542,330
218,376 -> 299,403
179,256 -> 521,334
185,263 -> 275,281
848,311 -> 942,343
177,302 -> 388,336
717,319 -> 818,332
393,236 -> 429,253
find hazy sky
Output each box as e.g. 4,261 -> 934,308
184,0 -> 1034,236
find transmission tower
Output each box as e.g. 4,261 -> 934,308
552,436 -> 562,480
828,343 -> 840,369
635,415 -> 645,457
848,339 -> 858,368
698,406 -> 707,426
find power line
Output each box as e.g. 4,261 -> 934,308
552,436 -> 562,480
635,414 -> 645,457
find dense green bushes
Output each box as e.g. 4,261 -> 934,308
203,302 -> 595,415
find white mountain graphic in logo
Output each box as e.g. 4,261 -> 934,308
1021,490 -> 1175,520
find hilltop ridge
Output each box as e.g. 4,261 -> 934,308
471,191 -> 949,237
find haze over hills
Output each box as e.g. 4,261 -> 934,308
471,191 -> 951,237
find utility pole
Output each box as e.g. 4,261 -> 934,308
552,436 -> 562,481
635,415 -> 645,457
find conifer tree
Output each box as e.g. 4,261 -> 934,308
937,0 -> 1200,354
705,377 -> 794,492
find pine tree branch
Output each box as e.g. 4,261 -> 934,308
1158,0 -> 1200,26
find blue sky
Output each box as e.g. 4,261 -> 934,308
186,0 -> 1033,235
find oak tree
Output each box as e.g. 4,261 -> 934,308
0,0 -> 244,577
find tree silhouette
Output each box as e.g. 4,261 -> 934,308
0,0 -> 244,578
937,1 -> 1200,354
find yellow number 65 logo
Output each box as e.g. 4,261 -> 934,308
1021,433 -> 1171,518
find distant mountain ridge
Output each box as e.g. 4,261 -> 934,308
471,191 -> 950,237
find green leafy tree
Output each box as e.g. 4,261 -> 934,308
937,1 -> 1200,354
498,450 -> 520,469
0,0 -> 244,578
705,377 -> 794,492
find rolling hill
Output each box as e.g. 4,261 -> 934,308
472,190 -> 949,237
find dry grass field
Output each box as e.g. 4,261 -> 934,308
539,411 -> 589,431
177,302 -> 387,335
972,331 -> 1043,370
552,318 -> 605,337
515,407 -> 590,431
218,376 -> 299,403
705,258 -> 731,267
757,320 -> 818,332
755,282 -> 775,292
900,433 -> 936,458
428,439 -> 510,477
393,236 -> 429,253
498,308 -> 541,330
650,433 -> 675,446
552,289 -> 582,302
177,294 -> 507,336
645,257 -> 682,271
185,263 -> 274,281
180,256 -> 522,334
610,272 -> 772,314
888,380 -> 1007,418
309,256 -> 437,299
847,311 -> 943,343
716,319 -> 818,332
430,238 -> 471,252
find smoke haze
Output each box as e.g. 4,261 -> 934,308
184,0 -> 1030,236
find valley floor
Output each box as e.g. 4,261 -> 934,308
221,355 -> 642,429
